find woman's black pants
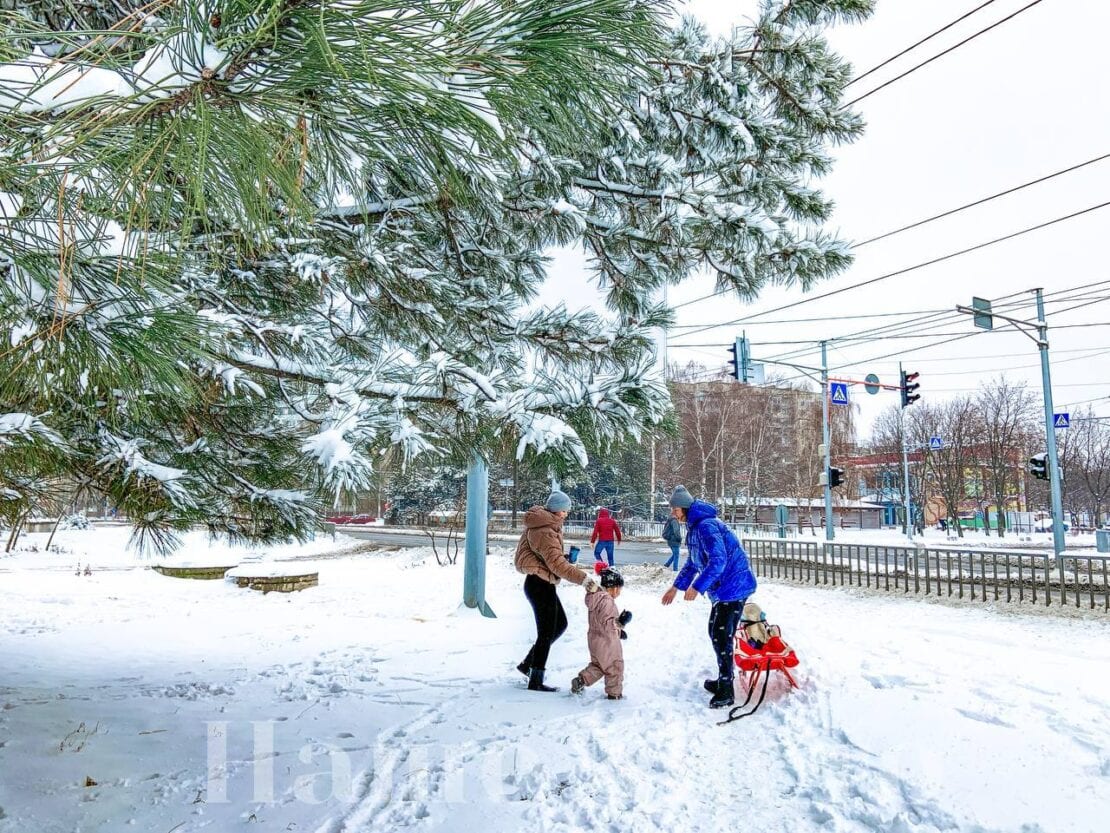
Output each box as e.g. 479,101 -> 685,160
521,574 -> 568,672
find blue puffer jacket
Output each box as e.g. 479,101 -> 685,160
673,500 -> 757,603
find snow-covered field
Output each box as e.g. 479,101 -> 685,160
1,527 -> 1108,833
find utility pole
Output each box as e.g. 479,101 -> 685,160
1035,289 -> 1067,564
900,362 -> 913,542
821,341 -> 833,542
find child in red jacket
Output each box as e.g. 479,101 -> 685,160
590,507 -> 622,567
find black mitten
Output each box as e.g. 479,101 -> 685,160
617,610 -> 632,627
619,629 -> 628,640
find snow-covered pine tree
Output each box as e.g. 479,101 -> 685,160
0,0 -> 870,552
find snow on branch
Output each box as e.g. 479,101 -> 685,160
0,413 -> 64,448
96,432 -> 194,509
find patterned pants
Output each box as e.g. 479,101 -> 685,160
708,599 -> 744,684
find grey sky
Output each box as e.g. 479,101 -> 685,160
538,0 -> 1110,436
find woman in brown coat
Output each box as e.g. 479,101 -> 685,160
514,490 -> 597,692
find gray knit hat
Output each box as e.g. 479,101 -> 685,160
668,485 -> 695,509
545,490 -> 572,512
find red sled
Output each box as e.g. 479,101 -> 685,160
719,615 -> 800,726
735,634 -> 800,692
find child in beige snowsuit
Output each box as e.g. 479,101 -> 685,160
571,563 -> 630,699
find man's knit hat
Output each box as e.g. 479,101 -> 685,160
545,490 -> 572,512
668,485 -> 695,509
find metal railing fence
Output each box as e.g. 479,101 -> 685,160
742,538 -> 1110,612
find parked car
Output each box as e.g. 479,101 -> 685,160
326,515 -> 352,525
1034,518 -> 1071,533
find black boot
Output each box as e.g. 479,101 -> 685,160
703,678 -> 720,694
709,680 -> 735,709
517,660 -> 530,677
528,668 -> 558,692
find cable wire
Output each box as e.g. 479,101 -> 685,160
847,0 -> 1001,87
670,150 -> 1108,315
853,151 -> 1110,248
759,284 -> 1110,365
674,202 -> 1110,340
845,0 -> 1049,107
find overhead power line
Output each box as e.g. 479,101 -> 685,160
758,288 -> 1044,361
675,200 -> 1110,340
828,293 -> 1110,373
854,151 -> 1110,248
747,286 -> 1110,384
759,283 -> 1110,366
847,0 -> 1000,87
668,307 -> 949,328
671,150 -> 1110,316
845,0 -> 1049,107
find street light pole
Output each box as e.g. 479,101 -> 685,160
956,290 -> 1066,563
1034,289 -> 1066,565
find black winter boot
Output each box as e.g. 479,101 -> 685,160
703,678 -> 720,693
517,660 -> 530,677
527,668 -> 558,692
709,680 -> 735,708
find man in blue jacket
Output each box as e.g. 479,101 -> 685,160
661,485 -> 757,708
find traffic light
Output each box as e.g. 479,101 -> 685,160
727,335 -> 751,382
1028,453 -> 1048,481
900,370 -> 921,408
828,466 -> 844,488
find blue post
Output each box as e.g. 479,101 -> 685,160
464,455 -> 496,617
1035,289 -> 1066,566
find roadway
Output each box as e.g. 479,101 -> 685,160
336,527 -> 677,568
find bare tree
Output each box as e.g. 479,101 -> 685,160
1059,408 -> 1110,525
925,397 -> 979,537
976,379 -> 1038,538
658,366 -> 849,526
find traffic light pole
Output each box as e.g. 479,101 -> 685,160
900,363 -> 913,542
821,341 -> 834,542
1035,289 -> 1066,564
957,290 -> 1066,563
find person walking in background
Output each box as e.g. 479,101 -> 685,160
590,507 -> 622,566
514,490 -> 598,692
660,485 -> 757,709
662,512 -> 683,571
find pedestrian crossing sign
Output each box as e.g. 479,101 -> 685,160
829,382 -> 849,405
1054,412 -> 1070,429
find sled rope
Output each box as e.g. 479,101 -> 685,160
718,658 -> 772,726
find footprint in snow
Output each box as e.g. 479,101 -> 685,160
955,708 -> 1014,728
862,673 -> 928,690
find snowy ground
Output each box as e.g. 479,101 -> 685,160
1,528 -> 1108,833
